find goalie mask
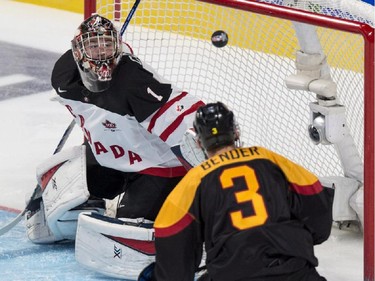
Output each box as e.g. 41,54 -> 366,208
71,14 -> 122,93
194,102 -> 240,152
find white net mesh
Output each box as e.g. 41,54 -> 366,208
94,0 -> 371,179
260,0 -> 374,27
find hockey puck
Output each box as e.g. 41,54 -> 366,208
211,30 -> 228,48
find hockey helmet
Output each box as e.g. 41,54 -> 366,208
194,102 -> 239,152
71,14 -> 122,92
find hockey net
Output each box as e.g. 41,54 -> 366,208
85,0 -> 374,279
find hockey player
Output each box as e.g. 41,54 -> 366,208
25,14 -> 205,246
139,102 -> 333,281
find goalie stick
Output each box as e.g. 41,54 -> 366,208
120,0 -> 141,36
0,119 -> 76,236
0,0 -> 141,237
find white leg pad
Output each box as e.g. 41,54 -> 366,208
320,176 -> 360,222
34,146 -> 90,241
349,185 -> 364,228
75,212 -> 155,280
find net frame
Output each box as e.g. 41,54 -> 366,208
198,3 -> 374,280
84,0 -> 374,279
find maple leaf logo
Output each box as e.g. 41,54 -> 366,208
102,120 -> 117,131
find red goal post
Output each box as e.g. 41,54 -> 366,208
84,0 -> 374,279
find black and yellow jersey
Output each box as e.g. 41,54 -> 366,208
153,146 -> 333,281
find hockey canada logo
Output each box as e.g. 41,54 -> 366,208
176,104 -> 184,112
102,120 -> 118,132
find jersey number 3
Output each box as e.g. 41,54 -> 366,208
220,165 -> 268,230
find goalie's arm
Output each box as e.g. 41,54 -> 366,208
138,91 -> 206,170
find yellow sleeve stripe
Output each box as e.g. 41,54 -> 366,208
260,147 -> 320,186
155,212 -> 194,237
154,169 -> 201,229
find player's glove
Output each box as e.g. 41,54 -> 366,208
138,262 -> 155,281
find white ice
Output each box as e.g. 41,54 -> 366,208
0,0 -> 364,280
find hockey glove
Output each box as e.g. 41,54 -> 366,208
138,262 -> 155,281
171,128 -> 206,170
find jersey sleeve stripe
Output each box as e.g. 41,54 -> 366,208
289,181 -> 323,195
154,213 -> 194,238
147,91 -> 188,132
159,101 -> 205,142
139,166 -> 187,177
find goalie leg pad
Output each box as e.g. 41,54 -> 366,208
349,185 -> 364,229
320,176 -> 360,222
27,145 -> 105,243
75,212 -> 155,280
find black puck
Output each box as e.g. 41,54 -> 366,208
211,30 -> 228,48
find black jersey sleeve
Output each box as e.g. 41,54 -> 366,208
114,55 -> 173,122
153,169 -> 204,280
265,148 -> 333,245
154,221 -> 203,281
289,185 -> 334,245
51,50 -> 81,94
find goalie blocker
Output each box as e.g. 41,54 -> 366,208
25,145 -> 105,243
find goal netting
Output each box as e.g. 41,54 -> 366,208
86,0 -> 374,279
90,0 -> 373,179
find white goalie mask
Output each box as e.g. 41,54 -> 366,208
71,14 -> 122,93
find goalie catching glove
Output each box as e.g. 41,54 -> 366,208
171,128 -> 206,170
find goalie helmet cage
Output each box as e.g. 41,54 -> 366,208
84,0 -> 374,279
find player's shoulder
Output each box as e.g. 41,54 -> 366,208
118,53 -> 143,68
114,53 -> 150,81
51,50 -> 80,89
54,50 -> 76,69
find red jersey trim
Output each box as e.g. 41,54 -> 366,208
147,92 -> 189,132
139,166 -> 187,177
103,235 -> 155,255
155,213 -> 194,238
159,101 -> 205,142
290,181 -> 323,195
